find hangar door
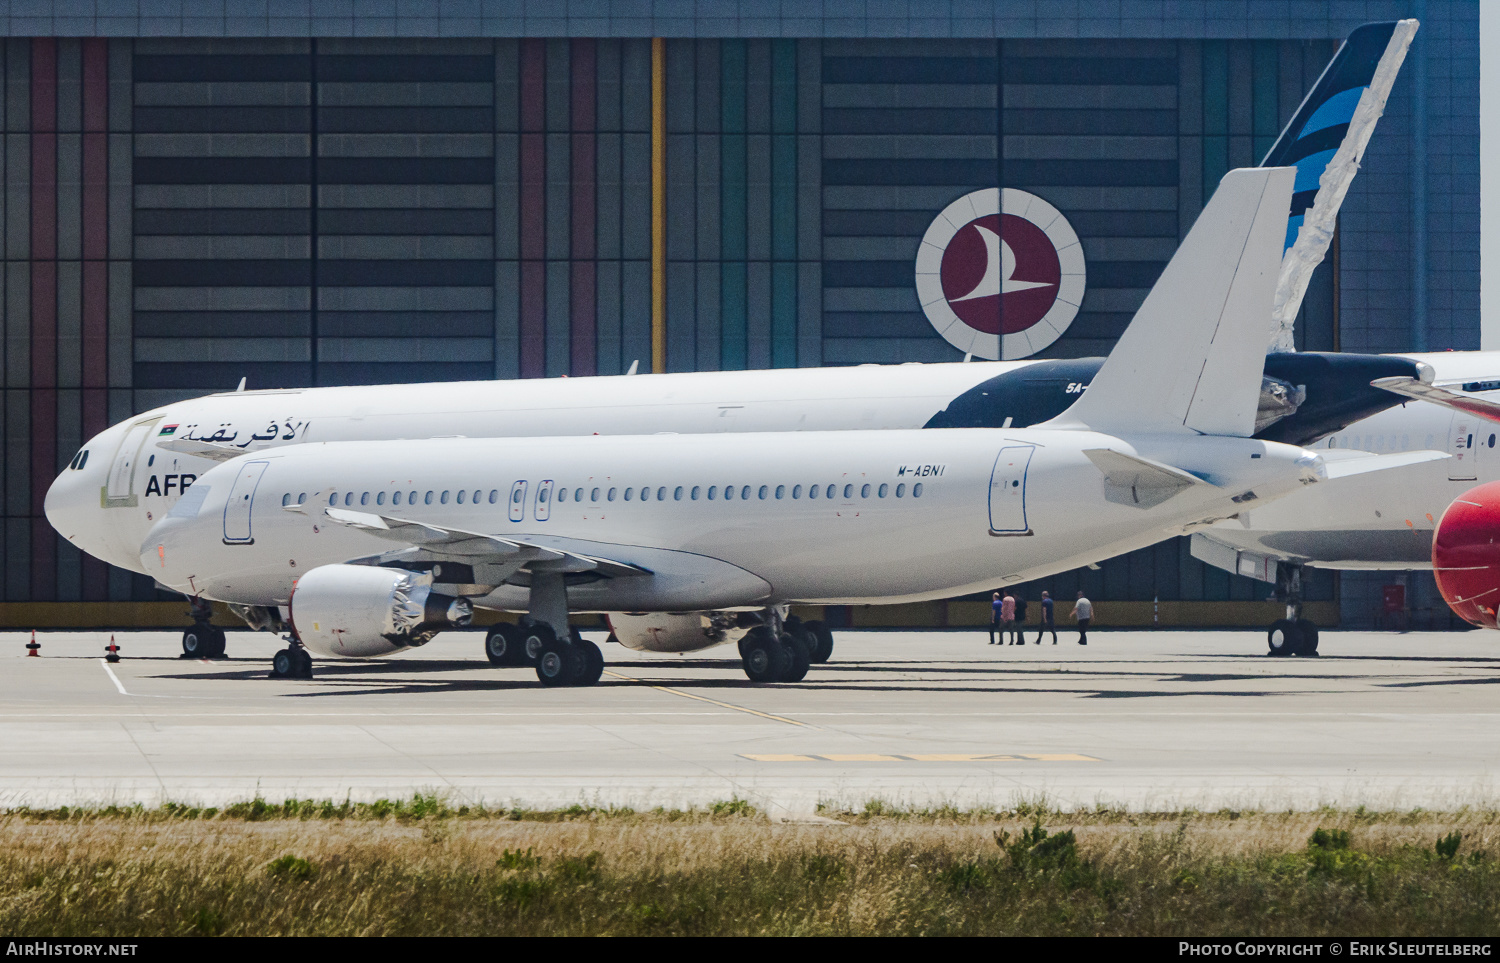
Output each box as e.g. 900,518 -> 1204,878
988,445 -> 1035,535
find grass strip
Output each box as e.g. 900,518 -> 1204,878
0,799 -> 1497,936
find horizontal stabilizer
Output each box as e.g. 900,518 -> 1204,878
1320,448 -> 1450,480
1083,448 -> 1207,509
1045,167 -> 1294,437
1372,377 -> 1500,425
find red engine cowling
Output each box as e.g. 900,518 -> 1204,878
1432,480 -> 1500,629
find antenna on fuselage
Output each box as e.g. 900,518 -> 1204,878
234,377 -> 246,392
625,360 -> 640,375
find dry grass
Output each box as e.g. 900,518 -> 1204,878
1,800 -> 1497,936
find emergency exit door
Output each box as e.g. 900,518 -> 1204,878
988,445 -> 1035,535
1449,413 -> 1479,481
222,461 -> 269,544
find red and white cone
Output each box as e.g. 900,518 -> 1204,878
25,631 -> 39,657
105,634 -> 120,664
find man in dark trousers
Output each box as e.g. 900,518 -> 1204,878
1072,591 -> 1093,645
1011,594 -> 1028,645
989,592 -> 1003,644
1036,590 -> 1057,644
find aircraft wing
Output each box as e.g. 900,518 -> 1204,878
319,507 -> 651,579
1319,447 -> 1450,480
1372,377 -> 1500,425
156,438 -> 248,462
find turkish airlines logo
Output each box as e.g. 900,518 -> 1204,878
915,189 -> 1085,360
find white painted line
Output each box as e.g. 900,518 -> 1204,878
99,659 -> 128,696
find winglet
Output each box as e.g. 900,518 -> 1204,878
1042,166 -> 1294,437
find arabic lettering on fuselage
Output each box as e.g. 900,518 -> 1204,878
180,418 -> 310,448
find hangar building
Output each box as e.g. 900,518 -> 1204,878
0,0 -> 1478,630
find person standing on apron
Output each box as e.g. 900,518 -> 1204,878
1011,594 -> 1028,645
1037,591 -> 1057,644
989,592 -> 1003,644
1000,592 -> 1017,644
1072,591 -> 1094,646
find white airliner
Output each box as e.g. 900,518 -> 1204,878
48,20 -> 1486,666
60,168 -> 1440,684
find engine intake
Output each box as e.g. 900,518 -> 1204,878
290,564 -> 472,657
1432,481 -> 1500,629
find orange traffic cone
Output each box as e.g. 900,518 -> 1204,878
105,635 -> 120,664
25,631 -> 38,657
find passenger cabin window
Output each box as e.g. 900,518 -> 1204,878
861,484 -> 870,497
377,492 -> 386,505
657,487 -> 667,500
843,484 -> 853,499
775,485 -> 785,499
591,488 -> 600,502
708,486 -> 717,500
809,485 -> 818,499
914,483 -> 924,497
825,484 -> 836,499
490,490 -> 500,504
558,488 -> 568,502
440,491 -> 450,504
675,486 -> 684,500
282,493 -> 290,506
393,491 -> 403,505
691,486 -> 700,500
624,488 -> 633,501
793,485 -> 802,499
608,487 -> 617,501
879,483 -> 888,497
457,490 -> 466,504
425,491 -> 434,505
896,483 -> 906,497
360,492 -> 369,506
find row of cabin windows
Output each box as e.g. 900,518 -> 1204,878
555,481 -> 921,502
279,481 -> 924,509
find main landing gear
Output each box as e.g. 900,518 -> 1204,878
737,611 -> 833,683
1266,562 -> 1319,658
509,572 -> 605,688
181,597 -> 226,659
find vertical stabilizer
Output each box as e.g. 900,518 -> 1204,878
1043,167 -> 1294,438
1264,20 -> 1418,351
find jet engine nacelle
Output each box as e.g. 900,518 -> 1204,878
1432,480 -> 1500,629
289,564 -> 473,657
607,611 -> 755,653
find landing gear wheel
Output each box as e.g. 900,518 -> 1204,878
1295,619 -> 1320,657
740,627 -> 790,683
803,619 -> 834,663
485,624 -> 521,665
205,626 -> 227,658
534,630 -> 582,688
778,630 -> 811,683
572,637 -> 605,687
182,624 -> 214,658
519,621 -> 550,666
272,646 -> 313,679
1267,619 -> 1301,658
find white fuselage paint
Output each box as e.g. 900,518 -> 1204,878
45,350 -> 1500,581
143,430 -> 1322,621
47,362 -> 1012,576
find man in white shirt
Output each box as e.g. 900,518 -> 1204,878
1072,591 -> 1093,646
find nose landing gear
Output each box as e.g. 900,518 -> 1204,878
270,642 -> 313,679
1266,563 -> 1319,657
181,597 -> 226,659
